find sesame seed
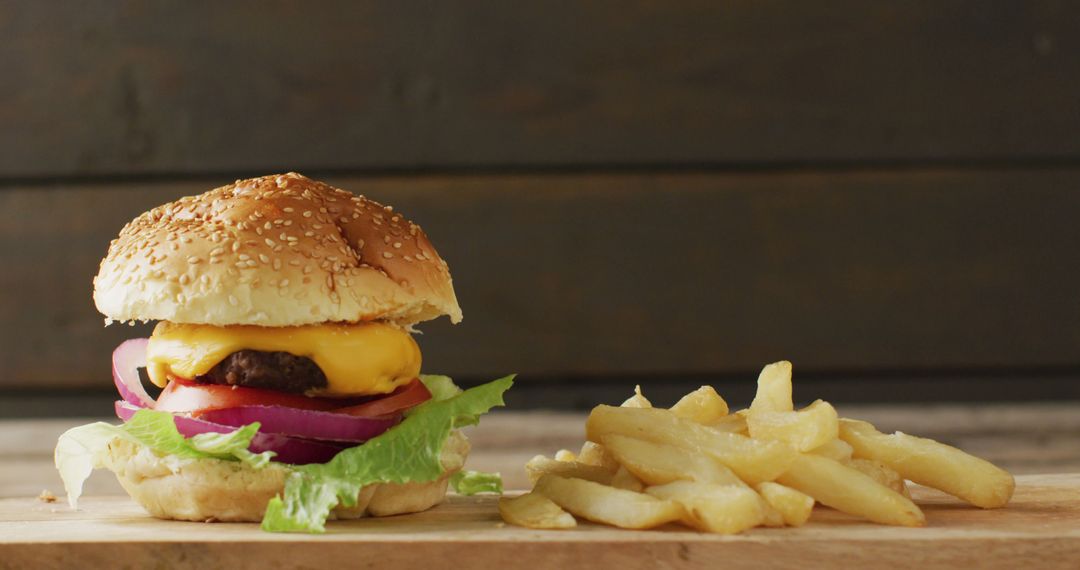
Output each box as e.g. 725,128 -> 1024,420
304,231 -> 314,237
265,238 -> 276,247
187,256 -> 202,264
283,220 -> 292,226
228,295 -> 239,306
209,247 -> 224,256
259,254 -> 270,264
393,242 -> 402,248
303,265 -> 313,274
382,252 -> 393,259
357,239 -> 365,249
404,255 -> 413,262
238,254 -> 251,261
383,235 -> 391,244
303,210 -> 313,218
273,259 -> 281,270
283,207 -> 294,213
415,252 -> 426,260
280,279 -> 289,287
179,274 -> 191,285
232,242 -> 241,252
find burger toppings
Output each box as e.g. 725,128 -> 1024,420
146,321 -> 422,397
197,350 -> 328,393
56,339 -> 514,532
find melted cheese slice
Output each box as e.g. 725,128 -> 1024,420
146,321 -> 421,397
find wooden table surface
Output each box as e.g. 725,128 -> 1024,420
3,402 -> 1079,499
3,474 -> 1079,570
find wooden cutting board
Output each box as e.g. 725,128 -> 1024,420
2,473 -> 1078,569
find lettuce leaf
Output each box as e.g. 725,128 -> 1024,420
55,409 -> 272,509
450,470 -> 503,495
418,374 -> 464,403
262,374 -> 514,532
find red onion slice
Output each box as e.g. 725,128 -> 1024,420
112,338 -> 155,408
115,401 -> 347,465
198,406 -> 399,443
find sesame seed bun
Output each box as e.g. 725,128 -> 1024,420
93,173 -> 462,327
98,431 -> 469,522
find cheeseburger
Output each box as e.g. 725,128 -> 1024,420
55,173 -> 512,532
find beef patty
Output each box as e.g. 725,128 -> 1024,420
196,350 -> 328,393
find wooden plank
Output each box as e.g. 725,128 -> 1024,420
2,170 -> 1079,389
5,404 -> 1080,498
2,2 -> 1079,177
1,475 -> 1078,569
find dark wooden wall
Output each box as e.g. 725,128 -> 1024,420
2,2 -> 1078,407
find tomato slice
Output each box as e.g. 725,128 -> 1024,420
155,382 -> 347,415
334,379 -> 431,417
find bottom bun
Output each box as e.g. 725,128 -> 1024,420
99,430 -> 470,522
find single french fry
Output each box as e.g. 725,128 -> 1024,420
747,399 -> 840,452
750,361 -> 794,413
755,481 -> 815,527
809,438 -> 854,462
776,453 -> 925,527
526,455 -> 615,485
847,458 -> 911,499
646,481 -> 764,534
670,386 -> 728,424
534,475 -> 683,530
586,405 -> 797,484
499,492 -> 577,529
839,419 -> 1014,509
601,434 -> 744,486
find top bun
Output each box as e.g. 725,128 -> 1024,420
93,173 -> 462,327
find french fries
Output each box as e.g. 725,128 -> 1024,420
610,466 -> 645,492
670,386 -> 728,424
776,453 -> 925,527
747,399 -> 839,452
554,449 -> 577,462
750,361 -> 794,413
525,455 -> 615,485
501,362 -> 1014,534
601,434 -> 744,486
646,481 -> 763,534
809,438 -> 854,462
586,406 -> 797,484
847,458 -> 911,499
839,419 -> 1015,508
534,475 -> 684,529
708,412 -> 749,435
755,482 -> 814,527
576,441 -> 620,472
621,385 -> 652,408
498,493 -> 576,529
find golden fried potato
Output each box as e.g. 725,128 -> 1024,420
499,492 -> 577,529
534,475 -> 684,530
839,419 -> 1014,508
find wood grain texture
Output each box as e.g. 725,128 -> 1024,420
1,2 -> 1078,176
1,170 -> 1078,389
1,474 -> 1078,569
